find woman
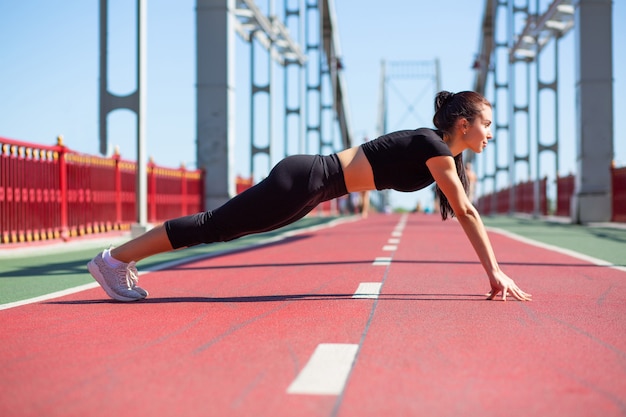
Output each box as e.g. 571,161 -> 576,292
88,91 -> 531,302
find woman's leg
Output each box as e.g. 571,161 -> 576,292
110,225 -> 173,263
110,155 -> 321,262
165,155 -> 324,248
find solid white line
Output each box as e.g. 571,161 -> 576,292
352,282 -> 382,299
486,226 -> 626,273
0,283 -> 100,311
372,257 -> 391,266
286,343 -> 359,395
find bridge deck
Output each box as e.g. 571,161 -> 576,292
1,213 -> 625,417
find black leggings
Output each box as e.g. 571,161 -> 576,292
164,154 -> 348,249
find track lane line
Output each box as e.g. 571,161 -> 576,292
286,343 -> 359,395
372,257 -> 392,266
486,226 -> 626,273
352,282 -> 382,299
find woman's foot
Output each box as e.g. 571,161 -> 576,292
87,250 -> 148,301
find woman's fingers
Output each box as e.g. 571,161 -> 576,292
516,288 -> 532,301
486,287 -> 532,301
486,289 -> 499,300
505,287 -> 532,301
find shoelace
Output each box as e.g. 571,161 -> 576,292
106,246 -> 133,289
126,261 -> 140,289
110,263 -> 130,289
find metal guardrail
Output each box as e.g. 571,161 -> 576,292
477,167 -> 626,222
0,136 -> 204,244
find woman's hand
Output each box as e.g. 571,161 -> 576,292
486,270 -> 532,301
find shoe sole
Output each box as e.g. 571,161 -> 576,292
87,260 -> 143,302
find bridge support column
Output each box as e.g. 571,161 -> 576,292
571,0 -> 613,223
196,0 -> 236,210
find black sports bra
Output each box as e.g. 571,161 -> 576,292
360,128 -> 453,192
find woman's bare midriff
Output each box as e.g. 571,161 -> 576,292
336,146 -> 376,193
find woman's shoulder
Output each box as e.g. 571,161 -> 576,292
411,128 -> 451,157
369,128 -> 439,142
362,128 -> 448,155
413,128 -> 444,141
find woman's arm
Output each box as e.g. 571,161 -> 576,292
426,156 -> 531,301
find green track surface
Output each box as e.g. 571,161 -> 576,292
483,215 -> 626,266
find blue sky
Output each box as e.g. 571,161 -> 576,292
1,0 -> 624,210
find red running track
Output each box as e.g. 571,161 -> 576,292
1,213 -> 625,417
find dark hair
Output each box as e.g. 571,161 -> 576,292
432,91 -> 491,220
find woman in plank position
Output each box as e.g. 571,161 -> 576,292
88,91 -> 532,302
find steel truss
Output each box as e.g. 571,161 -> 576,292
473,0 -> 613,222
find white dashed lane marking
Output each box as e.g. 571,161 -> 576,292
286,343 -> 359,395
287,216 -> 408,396
372,257 -> 391,266
352,282 -> 382,299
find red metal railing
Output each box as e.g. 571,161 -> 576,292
477,170 -> 626,222
148,160 -> 204,223
555,174 -> 575,217
1,138 -> 62,243
553,169 -> 625,221
476,178 -> 547,216
1,136 -> 204,244
235,175 -> 253,194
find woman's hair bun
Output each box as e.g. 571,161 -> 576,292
434,91 -> 454,112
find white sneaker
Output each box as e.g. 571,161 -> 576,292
127,261 -> 149,298
87,251 -> 145,302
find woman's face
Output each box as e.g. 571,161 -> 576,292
464,105 -> 493,153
